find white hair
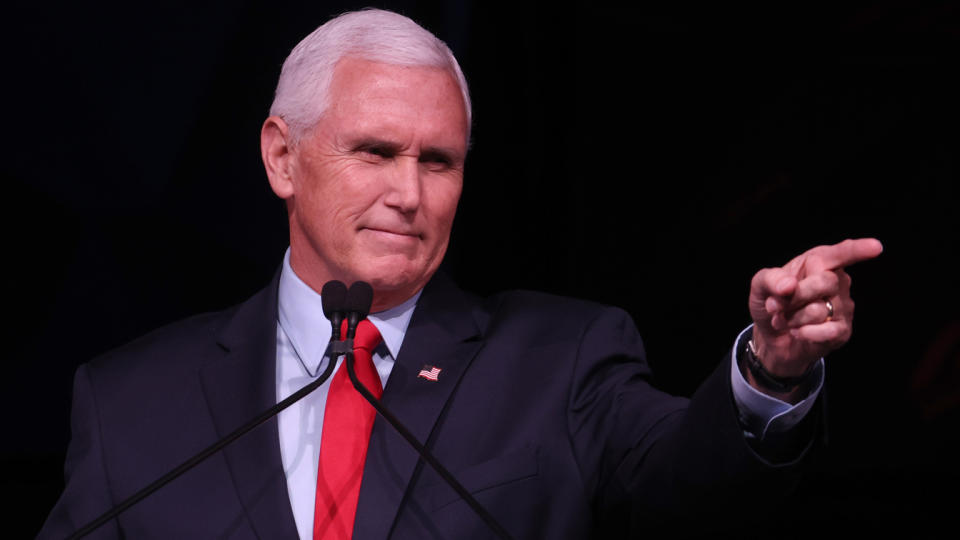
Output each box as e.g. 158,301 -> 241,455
270,8 -> 472,143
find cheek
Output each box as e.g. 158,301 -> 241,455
297,162 -> 378,226
426,179 -> 463,228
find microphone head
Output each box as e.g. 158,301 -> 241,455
346,281 -> 374,318
321,280 -> 348,320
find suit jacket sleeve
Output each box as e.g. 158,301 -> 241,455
565,306 -> 817,537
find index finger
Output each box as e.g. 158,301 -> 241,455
807,238 -> 884,272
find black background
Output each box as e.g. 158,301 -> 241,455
4,1 -> 958,537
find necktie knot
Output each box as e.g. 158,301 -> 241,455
353,319 -> 383,354
338,318 -> 383,354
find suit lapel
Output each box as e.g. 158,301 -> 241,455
198,273 -> 300,539
353,273 -> 488,540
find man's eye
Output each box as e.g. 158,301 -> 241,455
365,147 -> 391,158
420,153 -> 452,168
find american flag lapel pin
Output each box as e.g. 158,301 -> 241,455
417,365 -> 442,382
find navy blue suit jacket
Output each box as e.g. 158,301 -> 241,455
39,272 -> 813,539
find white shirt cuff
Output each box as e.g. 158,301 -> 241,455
730,325 -> 824,439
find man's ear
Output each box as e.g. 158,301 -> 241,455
261,116 -> 296,199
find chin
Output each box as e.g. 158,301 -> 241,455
356,259 -> 435,296
363,270 -> 423,291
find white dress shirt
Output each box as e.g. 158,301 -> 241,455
276,250 -> 419,540
274,248 -> 822,539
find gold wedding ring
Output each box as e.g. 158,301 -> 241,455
825,300 -> 834,322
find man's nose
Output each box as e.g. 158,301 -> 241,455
383,156 -> 422,214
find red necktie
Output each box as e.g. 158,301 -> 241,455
313,319 -> 383,539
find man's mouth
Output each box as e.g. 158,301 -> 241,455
361,227 -> 422,240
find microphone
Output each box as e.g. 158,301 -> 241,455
67,281 -> 350,539
327,281 -> 372,358
321,280 -> 348,340
344,280 -> 373,339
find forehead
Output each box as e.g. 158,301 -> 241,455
323,57 -> 468,148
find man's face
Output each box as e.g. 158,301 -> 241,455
282,57 -> 468,309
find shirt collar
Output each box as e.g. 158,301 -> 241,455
277,248 -> 419,373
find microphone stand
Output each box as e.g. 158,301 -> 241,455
67,355 -> 339,540
343,350 -> 514,540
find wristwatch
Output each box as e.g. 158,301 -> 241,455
739,330 -> 816,393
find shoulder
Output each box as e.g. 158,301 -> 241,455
424,271 -> 637,338
473,289 -> 642,356
486,289 -> 616,317
89,308 -> 232,372
485,289 -> 634,333
84,277 -> 276,385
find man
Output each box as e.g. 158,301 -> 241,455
39,9 -> 882,539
